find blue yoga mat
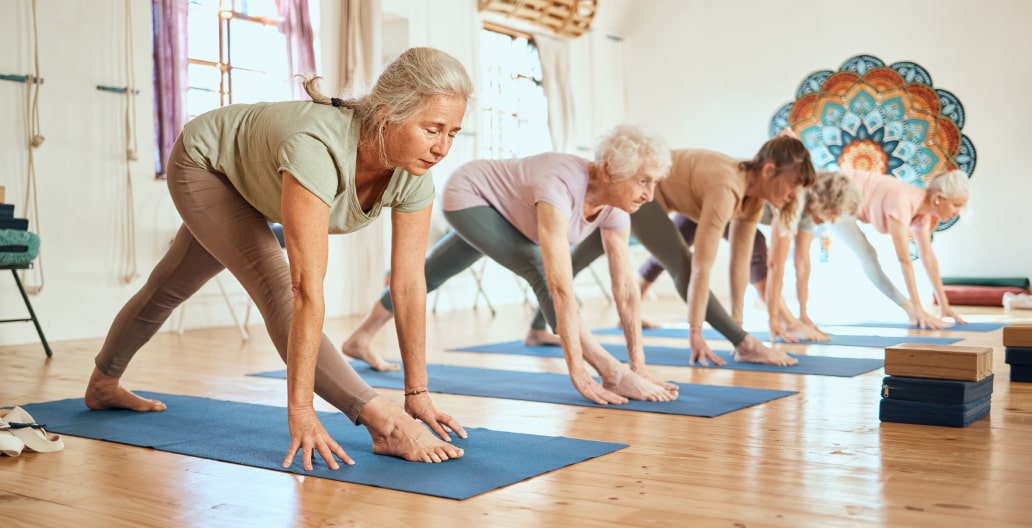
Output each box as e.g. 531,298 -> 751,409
451,340 -> 882,378
837,321 -> 1007,332
17,393 -> 626,500
250,364 -> 796,418
592,326 -> 963,347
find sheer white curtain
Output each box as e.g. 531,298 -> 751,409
534,33 -> 576,154
337,0 -> 386,310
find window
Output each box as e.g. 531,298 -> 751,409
186,0 -> 290,117
477,26 -> 552,159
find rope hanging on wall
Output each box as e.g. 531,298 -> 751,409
119,0 -> 140,284
21,0 -> 46,294
477,0 -> 597,38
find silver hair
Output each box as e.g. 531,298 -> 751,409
302,47 -> 473,167
593,124 -> 672,180
926,169 -> 970,199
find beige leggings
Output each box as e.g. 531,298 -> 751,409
93,137 -> 376,422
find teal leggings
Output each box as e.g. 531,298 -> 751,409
530,201 -> 748,345
378,206 -> 562,332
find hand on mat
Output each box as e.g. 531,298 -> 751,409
284,404 -> 353,471
769,319 -> 800,344
404,393 -> 467,441
909,307 -> 952,330
571,368 -> 628,405
689,328 -> 726,366
939,306 -> 968,325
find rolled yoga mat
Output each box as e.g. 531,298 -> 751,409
16,392 -> 628,500
941,276 -> 1030,289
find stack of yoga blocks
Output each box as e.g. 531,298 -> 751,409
879,343 -> 994,427
1003,324 -> 1032,382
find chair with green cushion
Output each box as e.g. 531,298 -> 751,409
1,261 -> 52,357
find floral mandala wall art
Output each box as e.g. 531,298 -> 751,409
770,54 -> 975,234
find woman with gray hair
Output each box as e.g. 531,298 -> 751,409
827,169 -> 971,329
86,47 -> 472,470
342,124 -> 679,405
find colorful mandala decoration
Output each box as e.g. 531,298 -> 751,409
769,54 -> 976,235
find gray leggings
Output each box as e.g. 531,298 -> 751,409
530,201 -> 748,345
94,137 -> 376,422
827,219 -> 908,306
379,206 -> 562,332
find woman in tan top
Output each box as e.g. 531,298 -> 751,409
537,136 -> 817,366
631,136 -> 816,365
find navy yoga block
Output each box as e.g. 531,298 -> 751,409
881,374 -> 994,405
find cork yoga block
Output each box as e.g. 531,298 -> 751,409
1002,324 -> 1032,348
884,343 -> 993,382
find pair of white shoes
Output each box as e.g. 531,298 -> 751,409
1003,292 -> 1032,310
0,406 -> 64,456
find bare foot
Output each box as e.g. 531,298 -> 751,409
602,367 -> 678,402
359,396 -> 463,463
641,319 -> 661,329
733,335 -> 797,366
525,328 -> 561,346
341,336 -> 399,371
84,367 -> 166,412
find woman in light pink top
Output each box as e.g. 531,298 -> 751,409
344,125 -> 680,405
834,169 -> 971,329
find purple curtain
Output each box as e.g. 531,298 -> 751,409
151,0 -> 189,178
278,0 -> 317,100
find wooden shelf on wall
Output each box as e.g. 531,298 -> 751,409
478,0 -> 597,38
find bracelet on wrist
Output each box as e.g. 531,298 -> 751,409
403,388 -> 428,397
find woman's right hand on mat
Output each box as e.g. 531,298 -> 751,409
283,404 -> 353,471
689,328 -> 726,366
570,368 -> 628,405
909,307 -> 951,330
404,394 -> 467,441
768,320 -> 799,344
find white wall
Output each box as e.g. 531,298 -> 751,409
618,0 -> 1031,285
0,0 -> 631,346
9,0 -> 1019,347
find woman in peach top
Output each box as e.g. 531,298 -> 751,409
833,169 -> 970,329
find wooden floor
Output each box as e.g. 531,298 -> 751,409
2,296 -> 1032,527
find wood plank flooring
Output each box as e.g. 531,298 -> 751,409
2,297 -> 1031,527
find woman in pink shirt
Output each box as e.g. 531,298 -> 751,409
833,169 -> 970,328
344,125 -> 679,405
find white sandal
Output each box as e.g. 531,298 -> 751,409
0,421 -> 25,456
0,407 -> 64,453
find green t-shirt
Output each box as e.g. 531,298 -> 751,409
181,101 -> 435,234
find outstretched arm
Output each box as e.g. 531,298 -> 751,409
390,205 -> 467,441
686,201 -> 731,366
887,218 -> 949,329
765,215 -> 795,341
912,222 -> 967,324
279,171 -> 352,470
538,203 -> 627,404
